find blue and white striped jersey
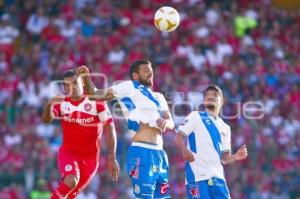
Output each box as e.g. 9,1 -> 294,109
111,80 -> 169,137
177,111 -> 231,184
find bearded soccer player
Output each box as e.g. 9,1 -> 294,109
175,85 -> 248,199
42,70 -> 120,199
76,60 -> 174,199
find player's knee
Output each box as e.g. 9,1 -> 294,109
63,174 -> 79,189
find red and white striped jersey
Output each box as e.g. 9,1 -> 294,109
52,97 -> 112,159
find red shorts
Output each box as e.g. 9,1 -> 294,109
57,148 -> 99,198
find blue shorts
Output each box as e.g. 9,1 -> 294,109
126,142 -> 170,199
186,177 -> 230,199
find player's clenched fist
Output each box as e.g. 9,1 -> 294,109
76,65 -> 90,75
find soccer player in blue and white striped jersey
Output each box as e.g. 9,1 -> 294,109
175,84 -> 248,199
77,61 -> 174,199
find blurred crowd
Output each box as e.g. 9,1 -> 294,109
0,0 -> 300,198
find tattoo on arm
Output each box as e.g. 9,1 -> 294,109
82,76 -> 114,101
83,76 -> 98,96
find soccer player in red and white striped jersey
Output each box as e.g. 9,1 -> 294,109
42,69 -> 119,199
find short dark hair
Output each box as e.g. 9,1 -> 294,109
63,69 -> 77,79
129,60 -> 151,80
203,84 -> 223,98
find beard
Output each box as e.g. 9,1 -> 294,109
139,77 -> 152,87
204,103 -> 216,111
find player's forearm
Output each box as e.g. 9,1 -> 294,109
221,153 -> 236,165
82,75 -> 98,96
82,76 -> 114,101
42,103 -> 53,123
82,75 -> 105,98
104,123 -> 117,158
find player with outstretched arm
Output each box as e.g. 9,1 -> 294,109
77,60 -> 174,199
